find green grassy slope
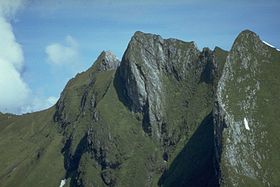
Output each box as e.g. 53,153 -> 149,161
0,108 -> 65,187
0,31 -> 239,187
217,30 -> 280,186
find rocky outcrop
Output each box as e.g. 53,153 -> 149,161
52,51 -> 123,186
54,51 -> 120,129
214,30 -> 280,186
3,29 -> 279,187
118,32 -> 169,139
96,51 -> 120,72
117,31 -> 211,139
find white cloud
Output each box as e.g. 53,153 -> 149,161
47,96 -> 58,105
0,0 -> 26,18
0,59 -> 30,113
20,96 -> 58,114
0,0 -> 30,114
0,16 -> 24,71
0,0 -> 58,114
46,35 -> 79,65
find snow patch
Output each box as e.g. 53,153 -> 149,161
244,118 -> 250,130
262,40 -> 275,48
262,40 -> 280,51
59,179 -> 66,187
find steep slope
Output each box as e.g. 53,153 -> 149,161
0,108 -> 65,187
0,31 -> 227,187
214,30 -> 280,186
116,31 -> 228,186
2,29 -> 278,187
52,31 -> 227,186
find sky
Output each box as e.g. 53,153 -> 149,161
0,0 -> 279,114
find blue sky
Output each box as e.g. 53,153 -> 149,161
0,0 -> 280,114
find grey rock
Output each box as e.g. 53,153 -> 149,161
101,169 -> 116,186
96,51 -> 120,72
118,31 -> 208,139
54,50 -> 119,128
215,29 -> 280,186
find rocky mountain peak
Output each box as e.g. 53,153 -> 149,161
237,29 -> 258,37
95,50 -> 120,72
232,29 -> 262,49
53,50 -> 119,128
131,31 -> 164,44
117,31 -> 221,140
215,29 -> 280,186
2,30 -> 279,187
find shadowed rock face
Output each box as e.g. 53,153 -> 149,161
1,30 -> 279,187
119,32 -> 200,112
53,31 -> 227,186
118,31 -> 217,140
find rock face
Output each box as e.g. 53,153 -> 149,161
54,50 -> 120,127
96,51 -> 120,72
53,50 -> 121,186
53,31 -> 227,186
0,30 -> 279,187
215,30 -> 280,186
118,31 -> 215,140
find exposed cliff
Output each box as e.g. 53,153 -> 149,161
53,31 -> 227,186
0,30 -> 279,187
214,30 -> 280,186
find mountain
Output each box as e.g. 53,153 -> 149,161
0,30 -> 279,187
214,30 -> 280,186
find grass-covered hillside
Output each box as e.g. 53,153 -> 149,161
216,30 -> 280,186
1,30 -> 278,187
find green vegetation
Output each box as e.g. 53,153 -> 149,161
0,108 -> 65,187
0,30 -> 278,187
218,30 -> 280,186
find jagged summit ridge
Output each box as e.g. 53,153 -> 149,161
114,31 -> 227,186
1,29 -> 280,187
118,31 -> 211,139
54,50 -> 120,128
